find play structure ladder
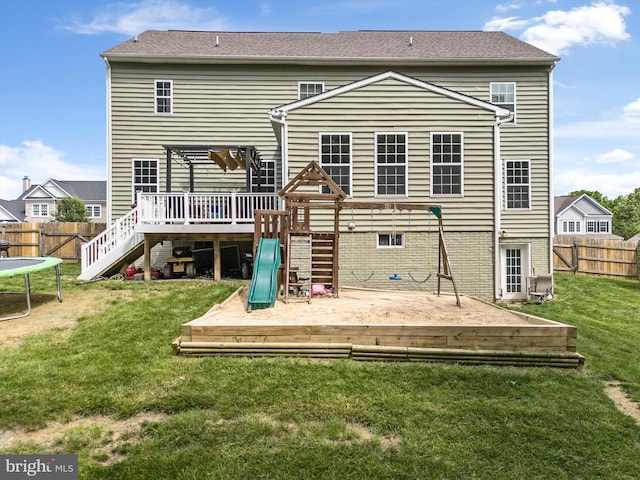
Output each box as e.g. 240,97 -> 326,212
286,233 -> 312,303
311,233 -> 335,291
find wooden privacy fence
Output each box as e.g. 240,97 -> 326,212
0,222 -> 106,261
553,235 -> 639,280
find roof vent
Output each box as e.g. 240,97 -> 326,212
133,35 -> 139,43
409,36 -> 413,47
216,35 -> 219,47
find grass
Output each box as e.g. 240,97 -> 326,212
1,265 -> 639,479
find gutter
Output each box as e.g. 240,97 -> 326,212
493,111 -> 515,300
101,53 -> 559,68
268,109 -> 288,190
104,57 -> 113,226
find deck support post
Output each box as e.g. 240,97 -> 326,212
213,237 -> 221,281
144,236 -> 152,281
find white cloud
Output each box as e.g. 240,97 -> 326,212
596,148 -> 635,164
62,0 -> 227,36
495,2 -> 524,13
484,16 -> 531,31
484,2 -> 631,55
623,98 -> 640,122
556,98 -> 640,139
555,168 -> 640,197
0,140 -> 104,200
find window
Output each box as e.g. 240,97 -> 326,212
319,133 -> 351,195
587,220 -> 610,233
491,82 -> 516,123
375,133 -> 407,196
562,220 -> 581,233
505,160 -> 530,209
86,205 -> 101,218
155,80 -> 172,114
377,233 -> 404,248
251,159 -> 276,193
132,159 -> 159,202
32,204 -> 48,217
431,132 -> 463,196
298,82 -> 324,99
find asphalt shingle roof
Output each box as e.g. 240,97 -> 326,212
102,30 -> 558,64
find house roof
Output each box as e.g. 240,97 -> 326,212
17,180 -> 106,203
554,195 -> 612,217
102,30 -> 559,66
0,199 -> 24,222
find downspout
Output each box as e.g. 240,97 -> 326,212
493,111 -> 514,300
104,57 -> 113,225
268,109 -> 288,191
548,67 -> 556,276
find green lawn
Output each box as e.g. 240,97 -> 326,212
1,266 -> 639,479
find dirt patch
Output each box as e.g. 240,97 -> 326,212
604,382 -> 640,425
0,412 -> 169,464
0,289 -> 133,347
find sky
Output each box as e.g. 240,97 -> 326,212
0,0 -> 638,201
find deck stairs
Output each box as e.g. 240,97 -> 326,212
79,208 -> 143,280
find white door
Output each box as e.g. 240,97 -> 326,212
500,244 -> 530,301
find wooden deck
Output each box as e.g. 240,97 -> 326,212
174,288 -> 583,368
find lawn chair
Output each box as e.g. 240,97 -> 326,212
530,274 -> 553,304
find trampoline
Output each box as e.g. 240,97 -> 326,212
0,257 -> 63,321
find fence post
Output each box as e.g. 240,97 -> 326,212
572,241 -> 578,274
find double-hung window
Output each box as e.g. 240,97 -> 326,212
490,82 -> 516,123
562,220 -> 581,233
319,133 -> 351,195
86,205 -> 101,218
505,160 -> 530,209
155,80 -> 172,114
132,159 -> 159,202
587,220 -> 610,233
298,82 -> 324,99
32,204 -> 48,217
375,133 -> 407,196
431,132 -> 463,196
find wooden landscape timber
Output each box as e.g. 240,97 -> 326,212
174,287 -> 582,368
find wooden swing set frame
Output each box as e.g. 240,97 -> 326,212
342,201 -> 461,308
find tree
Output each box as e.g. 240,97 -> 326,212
54,197 -> 89,222
612,188 -> 640,240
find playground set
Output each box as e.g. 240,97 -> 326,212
246,160 -> 460,311
174,161 -> 582,367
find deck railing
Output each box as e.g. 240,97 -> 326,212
80,192 -> 282,278
138,192 -> 282,224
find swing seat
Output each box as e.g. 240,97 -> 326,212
408,271 -> 432,284
389,273 -> 402,281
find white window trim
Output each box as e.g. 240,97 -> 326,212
377,232 -> 405,248
499,243 -> 531,301
154,79 -> 173,114
490,82 -> 516,124
32,204 -> 49,217
430,131 -> 464,197
374,131 -> 409,198
318,132 -> 352,197
86,204 -> 101,218
132,158 -> 160,203
504,159 -> 531,210
298,81 -> 325,100
562,220 -> 582,233
250,158 -> 277,193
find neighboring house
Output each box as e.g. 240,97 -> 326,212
0,199 -> 24,223
554,194 -> 618,238
18,177 -> 107,223
91,30 -> 559,301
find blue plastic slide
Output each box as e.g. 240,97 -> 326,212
247,238 -> 281,311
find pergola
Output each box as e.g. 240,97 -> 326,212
162,144 -> 266,193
